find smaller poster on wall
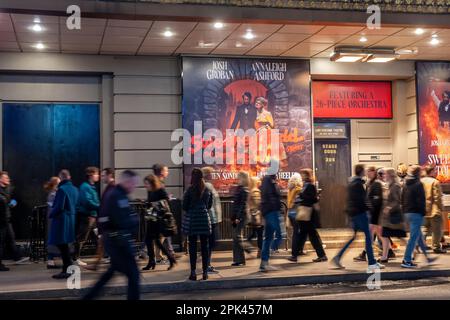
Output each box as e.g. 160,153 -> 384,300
417,61 -> 450,183
312,81 -> 392,119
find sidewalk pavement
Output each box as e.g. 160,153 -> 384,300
0,246 -> 450,299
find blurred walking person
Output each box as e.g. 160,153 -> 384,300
331,164 -> 384,271
49,170 -> 79,279
379,168 -> 406,263
85,168 -> 116,271
231,171 -> 252,267
142,174 -> 176,271
422,165 -> 446,254
354,166 -> 384,262
290,169 -> 327,263
202,167 -> 222,274
401,165 -> 438,268
152,164 -> 175,264
74,167 -> 100,266
259,172 -> 282,272
182,168 -> 213,281
246,176 -> 263,258
286,173 -> 303,261
83,170 -> 140,300
44,176 -> 61,269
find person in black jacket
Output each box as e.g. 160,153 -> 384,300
331,164 -> 384,271
288,169 -> 327,263
231,171 -> 252,266
142,174 -> 176,271
354,166 -> 384,262
259,173 -> 282,272
0,171 -> 29,272
83,170 -> 141,300
401,165 -> 437,268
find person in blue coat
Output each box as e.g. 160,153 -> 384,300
74,166 -> 100,266
49,169 -> 79,279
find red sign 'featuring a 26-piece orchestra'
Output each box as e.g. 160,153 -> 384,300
312,81 -> 392,119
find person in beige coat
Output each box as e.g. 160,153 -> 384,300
421,165 -> 446,253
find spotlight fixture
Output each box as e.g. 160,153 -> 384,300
34,42 -> 45,50
30,24 -> 43,32
214,22 -> 224,29
163,30 -> 173,37
415,28 -> 425,35
359,36 -> 368,43
430,38 -> 440,45
244,30 -> 255,40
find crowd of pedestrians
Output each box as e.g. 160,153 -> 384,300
0,161 -> 448,299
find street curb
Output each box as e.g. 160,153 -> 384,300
1,268 -> 450,299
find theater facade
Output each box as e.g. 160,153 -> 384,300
0,0 -> 449,238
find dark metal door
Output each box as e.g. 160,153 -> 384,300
2,103 -> 100,239
314,121 -> 351,228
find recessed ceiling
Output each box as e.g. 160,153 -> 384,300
0,13 -> 448,60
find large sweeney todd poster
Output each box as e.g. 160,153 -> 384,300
181,57 -> 312,196
417,61 -> 450,183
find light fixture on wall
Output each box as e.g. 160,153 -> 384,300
330,47 -> 399,63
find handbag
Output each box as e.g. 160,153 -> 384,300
248,208 -> 262,227
296,205 -> 313,221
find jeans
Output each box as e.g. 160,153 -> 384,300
297,221 -> 326,258
404,213 -> 428,263
271,214 -> 286,251
188,235 -> 209,272
335,213 -> 376,265
261,211 -> 282,262
208,223 -> 218,266
83,236 -> 140,300
0,223 -> 21,263
423,215 -> 443,250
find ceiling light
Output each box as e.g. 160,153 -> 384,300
330,48 -> 368,62
33,17 -> 41,23
431,34 -> 438,38
430,38 -> 440,45
235,42 -> 243,48
396,48 -> 418,55
163,30 -> 173,37
415,28 -> 425,35
214,22 -> 224,29
359,36 -> 368,43
34,42 -> 45,50
31,24 -> 43,32
244,30 -> 255,40
366,55 -> 396,63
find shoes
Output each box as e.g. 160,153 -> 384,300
202,271 -> 208,280
156,259 -> 169,265
167,259 -> 177,271
433,248 -> 447,254
368,262 -> 385,271
14,257 -> 30,264
46,260 -> 60,269
427,256 -> 438,266
298,251 -> 307,256
256,251 -> 261,259
353,252 -> 367,262
207,266 -> 219,274
188,271 -> 197,281
74,259 -> 87,267
142,261 -> 156,271
377,258 -> 389,264
231,262 -> 245,267
0,264 -> 10,272
259,261 -> 278,272
287,256 -> 298,262
312,256 -> 328,263
330,256 -> 345,269
52,272 -> 71,279
401,260 -> 418,268
388,249 -> 396,258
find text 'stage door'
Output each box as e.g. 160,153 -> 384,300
314,122 -> 351,228
3,103 -> 100,239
